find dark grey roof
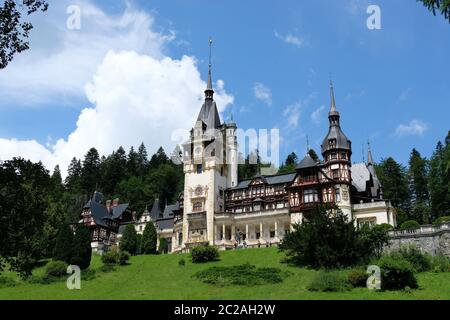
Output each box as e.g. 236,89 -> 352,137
156,218 -> 174,230
321,125 -> 351,154
296,154 -> 318,170
83,194 -> 129,230
162,202 -> 179,219
229,173 -> 296,190
197,99 -> 221,130
150,199 -> 162,220
111,204 -> 129,219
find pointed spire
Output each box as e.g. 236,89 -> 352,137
367,140 -> 374,165
329,79 -> 338,115
205,38 -> 214,100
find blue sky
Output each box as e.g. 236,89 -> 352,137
0,0 -> 449,174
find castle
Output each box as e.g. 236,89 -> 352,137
134,63 -> 397,253
80,58 -> 397,254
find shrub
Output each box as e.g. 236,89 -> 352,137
433,216 -> 450,226
45,261 -> 68,278
71,224 -> 92,270
396,246 -> 431,272
308,271 -> 352,292
159,238 -> 169,254
0,276 -> 16,288
377,255 -> 418,291
101,249 -> 130,266
400,220 -> 421,230
430,255 -> 450,273
178,258 -> 186,267
194,264 -> 288,286
120,224 -> 138,255
191,245 -> 220,263
348,268 -> 368,288
280,205 -> 370,269
142,222 -> 158,254
98,264 -> 116,273
53,224 -> 74,264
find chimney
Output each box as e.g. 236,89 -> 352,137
106,200 -> 112,213
113,198 -> 120,207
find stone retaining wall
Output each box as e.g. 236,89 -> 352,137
386,222 -> 450,256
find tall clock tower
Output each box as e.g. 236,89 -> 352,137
181,44 -> 238,250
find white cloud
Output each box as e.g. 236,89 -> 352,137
0,0 -> 174,106
395,120 -> 428,137
283,102 -> 302,128
254,82 -> 272,106
274,31 -> 304,48
0,1 -> 234,177
311,105 -> 326,124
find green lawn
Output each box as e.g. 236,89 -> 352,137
0,248 -> 449,300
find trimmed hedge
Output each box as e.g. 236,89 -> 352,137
191,245 -> 220,263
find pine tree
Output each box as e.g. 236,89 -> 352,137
127,146 -> 140,178
375,157 -> 411,214
71,224 -> 92,270
429,139 -> 450,220
120,224 -> 138,255
80,148 -> 100,195
65,157 -> 82,191
308,149 -> 320,163
53,224 -> 74,264
149,147 -> 169,169
137,142 -> 149,175
408,149 -> 430,223
142,222 -> 157,254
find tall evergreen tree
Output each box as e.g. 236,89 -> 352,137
417,0 -> 450,23
408,149 -> 430,223
142,222 -> 157,254
53,224 -> 73,264
429,139 -> 450,220
127,146 -> 140,178
137,142 -> 149,175
120,224 -> 138,255
149,147 -> 169,169
65,157 -> 82,191
308,149 -> 320,163
80,148 -> 100,195
71,224 -> 92,270
375,157 -> 411,215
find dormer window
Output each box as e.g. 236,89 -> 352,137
331,152 -> 337,160
329,139 -> 336,148
193,202 -> 203,212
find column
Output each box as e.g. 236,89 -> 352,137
215,224 -> 218,241
245,224 -> 249,241
231,224 -> 236,241
222,224 -> 225,240
260,223 -> 263,240
275,221 -> 278,238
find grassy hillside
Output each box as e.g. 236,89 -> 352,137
0,248 -> 449,300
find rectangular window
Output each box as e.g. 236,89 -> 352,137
341,152 -> 347,160
331,152 -> 337,160
270,231 -> 275,238
335,188 -> 341,202
333,169 -> 339,179
197,164 -> 203,174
